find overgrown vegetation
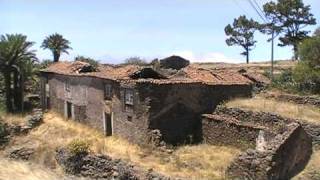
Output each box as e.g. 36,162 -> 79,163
0,112 -> 240,179
74,55 -> 99,71
268,28 -> 320,95
67,139 -> 90,155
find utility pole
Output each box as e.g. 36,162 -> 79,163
271,30 -> 274,81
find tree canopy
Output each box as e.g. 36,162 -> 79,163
263,0 -> 316,59
225,15 -> 259,64
0,34 -> 37,112
41,33 -> 72,62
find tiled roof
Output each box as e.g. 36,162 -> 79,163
41,61 -> 141,80
41,61 -> 252,85
179,66 -> 252,85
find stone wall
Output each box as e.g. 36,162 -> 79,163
216,106 -> 320,145
43,73 -> 252,146
202,114 -> 265,150
227,123 -> 312,180
45,74 -> 151,145
136,82 -> 252,145
264,92 -> 320,107
202,106 -> 313,179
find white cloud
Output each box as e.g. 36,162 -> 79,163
169,50 -> 243,63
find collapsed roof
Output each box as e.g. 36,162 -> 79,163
41,61 -> 253,85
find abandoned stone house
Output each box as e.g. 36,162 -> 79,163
40,60 -> 253,145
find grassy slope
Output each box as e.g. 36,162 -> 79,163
0,112 -> 241,180
226,96 -> 320,125
226,96 -> 320,180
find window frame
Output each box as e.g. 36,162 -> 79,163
65,80 -> 71,92
124,89 -> 134,105
104,84 -> 112,99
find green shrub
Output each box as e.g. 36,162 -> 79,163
271,62 -> 320,94
67,139 -> 90,155
293,62 -> 320,93
298,36 -> 320,67
271,69 -> 298,92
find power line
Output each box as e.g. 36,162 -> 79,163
232,0 -> 251,17
247,0 -> 267,23
252,0 -> 267,21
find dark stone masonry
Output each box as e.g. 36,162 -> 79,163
202,106 -> 313,180
39,60 -> 313,179
40,60 -> 252,146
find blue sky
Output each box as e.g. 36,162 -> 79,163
1,0 -> 319,64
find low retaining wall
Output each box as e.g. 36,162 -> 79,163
202,106 -> 313,179
227,123 -> 312,180
264,92 -> 320,107
216,106 -> 320,145
202,114 -> 264,149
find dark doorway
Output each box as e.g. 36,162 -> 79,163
104,113 -> 112,136
67,102 -> 72,119
46,97 -> 50,109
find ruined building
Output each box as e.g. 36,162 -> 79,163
40,60 -> 253,145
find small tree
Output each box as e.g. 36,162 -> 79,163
124,56 -> 147,66
225,15 -> 259,64
263,0 -> 316,60
41,33 -> 72,62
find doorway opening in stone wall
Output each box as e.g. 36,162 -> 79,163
46,97 -> 50,109
67,102 -> 72,119
104,112 -> 112,136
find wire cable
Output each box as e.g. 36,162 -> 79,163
247,0 -> 268,23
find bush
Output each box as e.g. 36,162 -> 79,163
298,36 -> 320,67
271,63 -> 320,95
67,139 -> 90,156
293,62 -> 320,93
123,57 -> 148,66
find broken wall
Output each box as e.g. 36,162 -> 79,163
227,123 -> 312,180
202,114 -> 264,149
136,82 -> 252,145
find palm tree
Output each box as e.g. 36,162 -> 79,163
0,34 -> 37,112
41,33 -> 72,62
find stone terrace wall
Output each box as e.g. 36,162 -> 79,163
264,92 -> 320,107
227,123 -> 312,180
216,106 -> 320,145
202,114 -> 265,149
215,106 -> 287,133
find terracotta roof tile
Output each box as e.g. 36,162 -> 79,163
41,61 -> 252,85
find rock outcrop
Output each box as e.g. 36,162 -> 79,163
55,148 -> 176,180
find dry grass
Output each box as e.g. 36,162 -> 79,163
0,159 -> 65,180
226,96 -> 320,125
0,113 -> 26,125
1,112 -> 240,180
